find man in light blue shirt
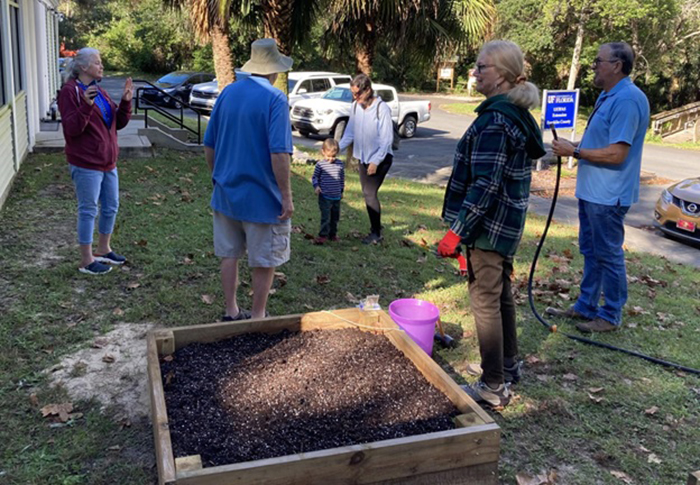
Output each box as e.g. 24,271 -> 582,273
204,39 -> 294,321
551,42 -> 650,333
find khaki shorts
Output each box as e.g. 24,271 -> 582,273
213,211 -> 291,268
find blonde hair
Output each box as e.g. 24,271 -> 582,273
62,47 -> 100,84
480,40 -> 539,109
322,138 -> 339,157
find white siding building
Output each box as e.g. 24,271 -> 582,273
0,0 -> 60,208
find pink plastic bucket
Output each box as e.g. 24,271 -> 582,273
388,299 -> 440,355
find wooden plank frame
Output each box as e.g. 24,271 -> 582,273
689,470 -> 700,485
147,309 -> 500,485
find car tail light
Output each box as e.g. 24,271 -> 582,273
428,102 -> 431,112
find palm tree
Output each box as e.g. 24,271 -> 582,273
171,0 -> 237,88
452,0 -> 495,47
325,0 -> 473,76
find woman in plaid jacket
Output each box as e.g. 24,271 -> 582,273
438,40 -> 546,409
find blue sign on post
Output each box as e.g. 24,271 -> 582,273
542,90 -> 579,129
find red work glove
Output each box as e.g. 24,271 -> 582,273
437,230 -> 461,258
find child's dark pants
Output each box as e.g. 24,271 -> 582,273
318,196 -> 341,238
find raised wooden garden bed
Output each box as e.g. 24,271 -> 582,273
147,308 -> 500,485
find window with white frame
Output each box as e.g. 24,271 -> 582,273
0,22 -> 6,106
10,2 -> 23,94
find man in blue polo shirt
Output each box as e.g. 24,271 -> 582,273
204,39 -> 294,321
550,42 -> 650,333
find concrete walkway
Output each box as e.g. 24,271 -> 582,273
34,118 -> 153,158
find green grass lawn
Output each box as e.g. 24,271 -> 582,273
1,151 -> 698,484
440,102 -> 700,151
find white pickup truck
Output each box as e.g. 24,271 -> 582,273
290,83 -> 431,141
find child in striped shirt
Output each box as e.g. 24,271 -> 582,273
312,139 -> 345,244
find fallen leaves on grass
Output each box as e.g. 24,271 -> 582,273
645,406 -> 659,415
515,469 -> 558,484
588,393 -> 604,404
316,275 -> 331,285
113,308 -> 124,316
588,387 -> 604,393
647,453 -> 662,464
345,292 -> 359,304
92,338 -> 108,349
562,373 -> 578,381
610,470 -> 633,483
41,402 -> 74,422
627,305 -> 650,316
274,272 -> 288,287
201,294 -> 214,305
102,354 -> 115,364
126,282 -> 140,290
525,355 -> 541,365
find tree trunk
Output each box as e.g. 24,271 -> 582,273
211,25 -> 235,90
263,0 -> 294,94
354,22 -> 377,75
567,18 -> 585,90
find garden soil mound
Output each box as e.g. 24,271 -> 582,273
162,327 -> 460,467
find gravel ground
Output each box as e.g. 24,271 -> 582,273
161,328 -> 459,467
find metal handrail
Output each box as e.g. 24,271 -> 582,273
133,79 -> 203,144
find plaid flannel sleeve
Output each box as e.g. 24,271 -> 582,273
450,115 -> 509,239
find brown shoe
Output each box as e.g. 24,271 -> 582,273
576,318 -> 619,333
545,306 -> 588,320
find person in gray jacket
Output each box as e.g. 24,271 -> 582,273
339,74 -> 394,244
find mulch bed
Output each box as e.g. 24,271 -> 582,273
161,328 -> 459,467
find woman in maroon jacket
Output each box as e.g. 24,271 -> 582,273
58,48 -> 133,274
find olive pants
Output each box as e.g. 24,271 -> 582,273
466,248 -> 518,387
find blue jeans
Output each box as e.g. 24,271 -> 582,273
573,199 -> 629,325
70,166 -> 119,245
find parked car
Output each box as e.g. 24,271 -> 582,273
140,71 -> 215,109
189,70 -> 251,114
290,83 -> 431,141
188,71 -> 350,114
654,177 -> 700,244
287,72 -> 352,108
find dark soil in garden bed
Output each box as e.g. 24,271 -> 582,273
161,328 -> 460,467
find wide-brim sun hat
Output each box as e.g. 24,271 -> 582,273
242,38 -> 293,75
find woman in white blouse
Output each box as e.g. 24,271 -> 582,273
339,74 -> 394,245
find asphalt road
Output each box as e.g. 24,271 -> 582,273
294,94 -> 699,183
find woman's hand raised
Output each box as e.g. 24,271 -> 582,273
122,78 -> 134,103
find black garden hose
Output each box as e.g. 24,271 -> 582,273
526,128 -> 700,376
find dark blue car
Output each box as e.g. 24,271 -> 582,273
140,71 -> 215,109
